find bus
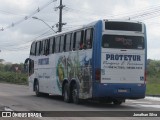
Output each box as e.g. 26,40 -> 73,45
25,19 -> 147,105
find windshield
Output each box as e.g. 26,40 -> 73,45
102,35 -> 144,49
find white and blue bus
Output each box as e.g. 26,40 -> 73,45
26,19 -> 147,105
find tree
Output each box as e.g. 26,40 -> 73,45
0,59 -> 4,63
147,59 -> 160,76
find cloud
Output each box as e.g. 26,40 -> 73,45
148,48 -> 160,60
0,0 -> 35,11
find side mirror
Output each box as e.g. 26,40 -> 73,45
24,58 -> 30,72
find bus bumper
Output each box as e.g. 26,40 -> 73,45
92,83 -> 146,99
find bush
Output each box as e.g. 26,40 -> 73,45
0,71 -> 27,85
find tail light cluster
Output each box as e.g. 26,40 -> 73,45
144,71 -> 147,84
95,68 -> 101,82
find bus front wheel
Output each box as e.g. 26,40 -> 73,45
34,81 -> 41,97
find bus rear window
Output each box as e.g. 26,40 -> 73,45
105,22 -> 142,32
102,35 -> 144,49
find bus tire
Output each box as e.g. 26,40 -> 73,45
35,81 -> 41,97
72,84 -> 80,104
63,83 -> 71,103
113,100 -> 122,105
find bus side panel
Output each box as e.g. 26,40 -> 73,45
54,50 -> 93,99
92,21 -> 103,97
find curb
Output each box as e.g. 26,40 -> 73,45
146,95 -> 160,97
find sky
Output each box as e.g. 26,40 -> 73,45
0,0 -> 160,63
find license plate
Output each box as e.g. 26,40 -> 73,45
118,89 -> 128,93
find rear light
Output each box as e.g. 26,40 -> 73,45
95,68 -> 101,82
144,71 -> 147,84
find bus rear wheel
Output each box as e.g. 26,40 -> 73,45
113,100 -> 123,105
63,83 -> 71,103
72,84 -> 80,104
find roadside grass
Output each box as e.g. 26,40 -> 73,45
146,75 -> 160,95
146,84 -> 160,95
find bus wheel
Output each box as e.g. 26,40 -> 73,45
113,100 -> 122,105
72,84 -> 80,104
35,81 -> 41,97
63,83 -> 70,103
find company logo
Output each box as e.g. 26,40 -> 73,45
106,54 -> 141,61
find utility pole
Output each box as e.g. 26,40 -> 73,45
57,0 -> 66,32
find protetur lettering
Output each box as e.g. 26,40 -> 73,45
106,54 -> 141,61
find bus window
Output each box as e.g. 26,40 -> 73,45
36,41 -> 41,56
44,39 -> 50,55
60,35 -> 64,52
29,59 -> 34,75
49,37 -> 55,54
64,35 -> 66,52
79,30 -> 84,50
105,22 -> 142,32
70,33 -> 74,51
30,42 -> 36,55
52,38 -> 55,53
55,36 -> 60,53
84,28 -> 93,49
102,35 -> 144,49
39,41 -> 42,55
74,31 -> 84,50
40,40 -> 45,55
73,33 -> 76,51
65,33 -> 72,52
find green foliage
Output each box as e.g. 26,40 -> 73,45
0,71 -> 27,84
0,63 -> 27,85
146,84 -> 160,95
147,59 -> 160,77
146,59 -> 160,95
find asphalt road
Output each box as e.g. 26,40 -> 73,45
0,83 -> 159,120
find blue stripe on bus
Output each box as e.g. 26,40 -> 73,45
92,20 -> 103,98
92,20 -> 103,82
144,24 -> 147,73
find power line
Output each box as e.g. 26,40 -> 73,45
64,4 -> 160,22
0,9 -> 26,16
0,0 -> 57,31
